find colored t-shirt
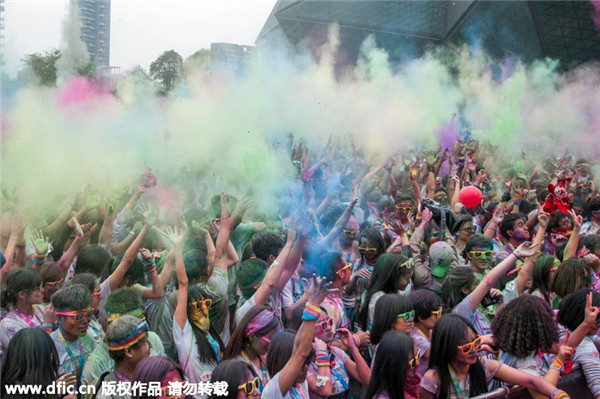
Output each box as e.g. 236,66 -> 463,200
453,294 -> 491,335
50,330 -> 97,377
0,304 -> 45,359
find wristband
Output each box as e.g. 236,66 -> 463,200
15,243 -> 26,248
33,255 -> 46,265
513,253 -> 523,262
147,266 -> 156,274
501,192 -> 512,202
306,303 -> 321,313
315,361 -> 330,367
301,311 -> 319,322
513,201 -> 521,207
552,358 -> 564,368
39,325 -> 54,333
315,349 -> 329,356
353,334 -> 360,346
551,389 -> 568,399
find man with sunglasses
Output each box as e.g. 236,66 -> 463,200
465,234 -> 495,281
50,284 -> 98,384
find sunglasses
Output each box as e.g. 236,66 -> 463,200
430,231 -> 440,238
359,247 -> 377,256
460,227 -> 476,234
395,205 -> 413,213
343,230 -> 357,237
56,308 -> 94,322
238,377 -> 261,395
93,291 -> 101,297
336,263 -> 352,275
45,279 -> 64,288
315,318 -> 333,331
399,260 -> 412,270
431,307 -> 443,318
259,336 -> 271,344
188,299 -> 212,310
457,334 -> 482,354
409,348 -> 421,370
397,310 -> 415,322
469,251 -> 493,259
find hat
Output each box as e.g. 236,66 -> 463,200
429,242 -> 454,278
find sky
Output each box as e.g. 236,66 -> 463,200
3,0 -> 278,76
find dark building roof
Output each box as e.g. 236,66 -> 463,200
257,0 -> 600,68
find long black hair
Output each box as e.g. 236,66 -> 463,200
187,285 -> 225,364
1,328 -> 60,399
357,253 -> 410,331
209,359 -> 258,399
441,267 -> 476,312
429,314 -> 488,399
370,294 -> 413,345
365,331 -> 413,399
530,255 -> 556,305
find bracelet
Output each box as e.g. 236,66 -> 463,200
315,361 -> 330,367
513,253 -> 523,262
304,306 -> 321,318
315,349 -> 329,356
15,243 -> 26,248
353,334 -> 360,346
32,255 -> 46,265
315,375 -> 330,387
147,266 -> 156,274
305,303 -> 321,313
550,365 -> 564,372
301,311 -> 319,322
552,358 -> 564,368
513,201 -> 521,206
551,389 -> 568,399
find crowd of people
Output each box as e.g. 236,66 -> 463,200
1,137 -> 600,399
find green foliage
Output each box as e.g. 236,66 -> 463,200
149,50 -> 183,93
184,49 -> 213,75
23,49 -> 61,86
22,49 -> 95,86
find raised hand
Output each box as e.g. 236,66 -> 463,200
513,241 -> 541,260
29,229 -> 49,256
584,292 -> 600,328
492,207 -> 505,225
568,209 -> 583,231
390,219 -> 406,236
557,331 -> 575,363
537,206 -> 550,230
303,274 -> 334,308
191,218 -> 211,236
421,207 -> 433,225
162,224 -> 188,249
137,204 -> 157,227
337,328 -> 356,349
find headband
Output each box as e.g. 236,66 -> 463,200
55,306 -> 93,316
240,270 -> 267,290
108,321 -> 148,351
245,309 -> 276,336
106,307 -> 143,323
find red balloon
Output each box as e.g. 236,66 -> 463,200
459,186 -> 483,208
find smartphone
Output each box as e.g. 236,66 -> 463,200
481,293 -> 501,307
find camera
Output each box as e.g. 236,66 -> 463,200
420,198 -> 464,235
481,293 -> 502,307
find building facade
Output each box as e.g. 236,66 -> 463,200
76,0 -> 110,69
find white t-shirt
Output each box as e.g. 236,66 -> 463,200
262,371 -> 310,399
0,304 -> 45,359
173,317 -> 217,385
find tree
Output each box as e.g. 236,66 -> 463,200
22,48 -> 95,87
149,50 -> 183,93
23,49 -> 62,86
184,49 -> 213,76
